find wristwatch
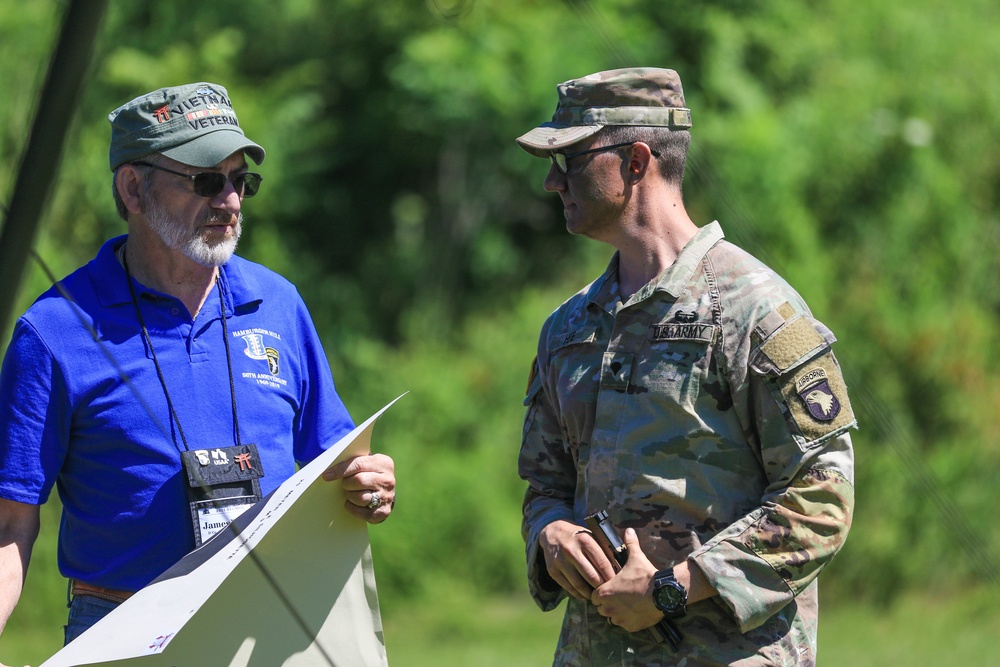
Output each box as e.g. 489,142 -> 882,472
652,568 -> 688,619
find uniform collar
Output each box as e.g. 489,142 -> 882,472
587,222 -> 726,310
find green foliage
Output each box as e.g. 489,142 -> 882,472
340,286 -> 579,598
2,0 -> 1000,661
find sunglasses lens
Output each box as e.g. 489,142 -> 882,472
241,173 -> 262,198
552,154 -> 568,173
190,172 -> 262,197
192,172 -> 227,197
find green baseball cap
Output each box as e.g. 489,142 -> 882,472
516,67 -> 692,157
108,82 -> 265,171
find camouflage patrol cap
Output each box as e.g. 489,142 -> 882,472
516,67 -> 692,157
108,82 -> 265,171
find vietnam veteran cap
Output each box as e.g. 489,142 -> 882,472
516,67 -> 692,157
108,82 -> 265,171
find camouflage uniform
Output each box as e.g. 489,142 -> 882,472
518,222 -> 856,666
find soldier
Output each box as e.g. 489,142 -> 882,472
516,68 -> 856,666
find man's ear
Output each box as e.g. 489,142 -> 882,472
115,164 -> 145,217
625,142 -> 655,182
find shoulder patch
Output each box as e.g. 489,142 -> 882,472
523,357 -> 544,407
778,351 -> 855,446
750,308 -> 855,447
525,357 -> 539,397
795,367 -> 840,421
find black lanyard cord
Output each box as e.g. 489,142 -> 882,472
123,250 -> 242,452
218,295 -> 243,446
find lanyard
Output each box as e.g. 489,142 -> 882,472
122,249 -> 243,452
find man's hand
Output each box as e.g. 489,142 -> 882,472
322,453 -> 395,524
591,528 -> 663,632
538,520 -> 617,602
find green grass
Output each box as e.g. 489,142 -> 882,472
381,589 -> 563,667
382,587 -> 1000,667
2,587 -> 997,666
1,615 -> 63,667
818,587 -> 999,666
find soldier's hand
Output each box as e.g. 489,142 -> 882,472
591,528 -> 663,632
539,520 -> 616,601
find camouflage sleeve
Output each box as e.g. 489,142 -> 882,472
518,355 -> 578,611
690,304 -> 856,633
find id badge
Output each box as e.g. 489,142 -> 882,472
181,444 -> 264,547
191,495 -> 258,545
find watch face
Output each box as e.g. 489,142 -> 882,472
654,575 -> 687,617
657,584 -> 684,610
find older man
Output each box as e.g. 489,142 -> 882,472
0,82 -> 395,650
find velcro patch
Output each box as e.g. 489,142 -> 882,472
778,352 -> 855,446
760,317 -> 826,373
777,301 -> 797,320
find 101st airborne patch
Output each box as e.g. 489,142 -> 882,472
795,367 -> 840,422
781,351 -> 855,446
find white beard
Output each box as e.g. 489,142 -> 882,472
144,196 -> 243,268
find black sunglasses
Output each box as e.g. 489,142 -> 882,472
131,161 -> 262,198
550,141 -> 660,174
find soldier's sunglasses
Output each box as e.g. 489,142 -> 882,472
131,161 -> 262,198
550,141 -> 660,174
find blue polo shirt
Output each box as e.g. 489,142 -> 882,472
0,236 -> 354,591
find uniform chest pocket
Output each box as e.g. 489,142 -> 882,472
638,323 -> 718,396
548,324 -> 601,391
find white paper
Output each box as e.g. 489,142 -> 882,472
40,396 -> 403,667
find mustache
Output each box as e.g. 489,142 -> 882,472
202,211 -> 243,228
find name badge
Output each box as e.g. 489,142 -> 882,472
181,444 -> 264,547
192,496 -> 258,545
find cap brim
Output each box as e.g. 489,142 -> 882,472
515,123 -> 602,157
160,129 -> 266,168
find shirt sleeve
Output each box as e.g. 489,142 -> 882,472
518,354 -> 578,611
290,294 -> 355,465
0,319 -> 70,504
689,307 -> 856,632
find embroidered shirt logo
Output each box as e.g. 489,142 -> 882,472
795,368 -> 841,421
242,333 -> 269,361
234,328 -> 287,387
265,347 -> 280,376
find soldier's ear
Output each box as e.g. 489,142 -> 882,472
625,142 -> 655,182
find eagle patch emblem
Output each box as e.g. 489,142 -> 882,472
795,367 -> 841,422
